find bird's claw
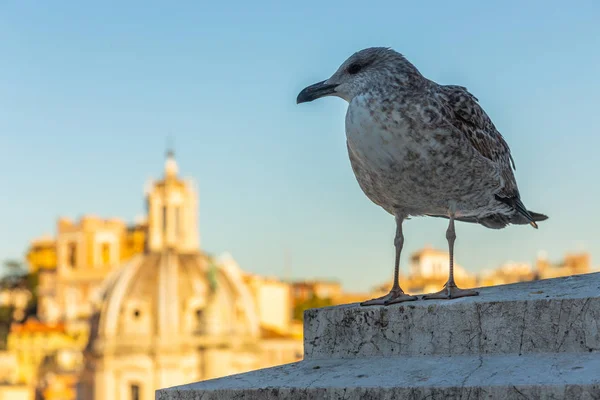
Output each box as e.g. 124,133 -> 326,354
422,283 -> 479,300
361,288 -> 418,306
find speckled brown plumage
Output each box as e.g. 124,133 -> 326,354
333,48 -> 548,228
297,47 -> 548,304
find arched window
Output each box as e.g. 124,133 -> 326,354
175,206 -> 181,238
101,243 -> 111,266
194,308 -> 205,334
68,243 -> 77,268
130,384 -> 140,400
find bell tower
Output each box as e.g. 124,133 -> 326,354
146,149 -> 200,253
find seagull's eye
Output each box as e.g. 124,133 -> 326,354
347,63 -> 362,75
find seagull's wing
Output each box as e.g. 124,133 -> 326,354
436,84 -> 538,226
438,85 -> 515,170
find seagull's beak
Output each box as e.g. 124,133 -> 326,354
296,80 -> 338,104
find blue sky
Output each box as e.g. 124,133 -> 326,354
1,1 -> 599,291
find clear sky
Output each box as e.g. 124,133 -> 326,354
1,1 -> 599,291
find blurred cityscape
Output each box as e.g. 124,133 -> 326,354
0,152 -> 594,400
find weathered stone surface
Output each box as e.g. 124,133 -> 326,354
156,273 -> 600,399
156,353 -> 600,399
304,273 -> 600,359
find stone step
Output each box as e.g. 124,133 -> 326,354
156,352 -> 600,399
304,273 -> 600,359
156,273 -> 600,399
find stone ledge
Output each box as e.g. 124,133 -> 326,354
156,353 -> 600,399
156,273 -> 600,399
305,272 -> 600,359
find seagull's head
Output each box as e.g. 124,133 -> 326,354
297,47 -> 421,104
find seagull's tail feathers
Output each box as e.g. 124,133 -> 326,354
494,194 -> 548,229
511,210 -> 549,228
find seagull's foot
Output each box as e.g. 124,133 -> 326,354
422,283 -> 479,300
360,288 -> 418,306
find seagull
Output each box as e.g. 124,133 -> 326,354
297,47 -> 548,306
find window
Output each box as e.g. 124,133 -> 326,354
162,206 -> 167,234
101,243 -> 111,266
194,308 -> 204,334
130,384 -> 140,400
68,243 -> 77,268
175,206 -> 181,238
133,309 -> 141,319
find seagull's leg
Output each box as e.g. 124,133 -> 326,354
361,215 -> 417,306
422,216 -> 479,300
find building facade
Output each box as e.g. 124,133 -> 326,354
6,319 -> 86,386
3,152 -> 301,400
77,152 -> 301,400
35,217 -> 148,325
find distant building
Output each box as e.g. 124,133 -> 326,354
0,282 -> 31,322
244,274 -> 295,336
0,351 -> 30,399
26,220 -> 147,278
371,245 -> 476,296
536,252 -> 591,279
479,262 -> 536,286
25,236 -> 57,274
36,349 -> 84,400
408,246 -> 469,279
479,252 -> 592,287
6,319 -> 86,387
291,280 -> 342,303
0,384 -> 30,400
77,151 -> 302,400
35,216 -> 147,324
4,151 -> 302,400
371,246 -> 594,296
0,351 -> 19,383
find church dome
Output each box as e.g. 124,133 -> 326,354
85,250 -> 260,354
